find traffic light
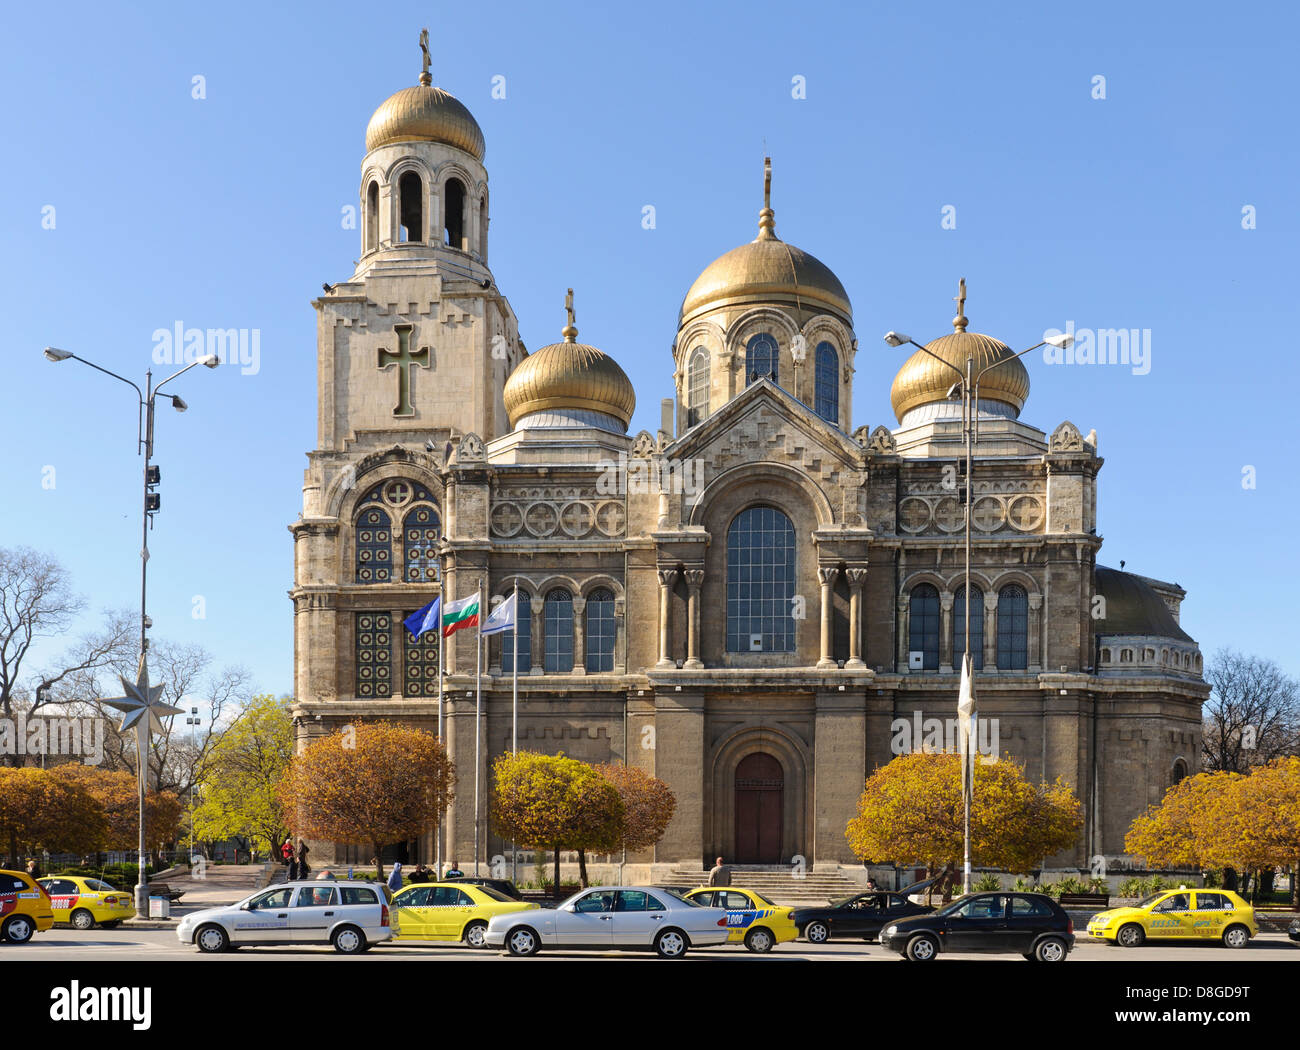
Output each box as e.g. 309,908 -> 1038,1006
146,464 -> 161,512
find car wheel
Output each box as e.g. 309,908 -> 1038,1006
70,908 -> 96,931
1116,923 -> 1145,948
506,926 -> 539,957
655,928 -> 688,958
463,920 -> 489,949
195,924 -> 229,953
744,927 -> 774,953
1034,937 -> 1068,962
1222,924 -> 1250,949
2,916 -> 35,944
904,934 -> 938,962
332,925 -> 365,954
804,921 -> 830,944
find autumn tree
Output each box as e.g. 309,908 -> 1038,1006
594,763 -> 676,855
491,752 -> 623,893
0,767 -> 109,862
845,752 -> 1082,897
193,694 -> 293,858
277,722 -> 454,880
1124,771 -> 1236,870
50,763 -> 184,853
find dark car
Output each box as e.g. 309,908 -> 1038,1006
791,877 -> 938,943
442,876 -> 524,901
879,892 -> 1074,962
1289,917 -> 1299,943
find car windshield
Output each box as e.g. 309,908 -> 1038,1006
829,895 -> 857,908
1136,892 -> 1170,908
747,890 -> 777,907
477,886 -> 512,903
937,895 -> 982,916
654,888 -> 697,906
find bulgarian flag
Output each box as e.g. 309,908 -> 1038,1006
441,592 -> 481,637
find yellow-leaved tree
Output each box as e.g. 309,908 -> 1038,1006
50,764 -> 183,854
0,767 -> 109,863
845,752 -> 1082,896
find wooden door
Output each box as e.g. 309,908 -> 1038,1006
734,753 -> 783,863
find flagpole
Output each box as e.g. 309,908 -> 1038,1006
474,577 -> 483,877
511,579 -> 519,885
436,578 -> 445,880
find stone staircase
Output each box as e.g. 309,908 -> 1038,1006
657,867 -> 864,907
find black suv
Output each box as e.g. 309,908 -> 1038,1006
879,892 -> 1074,962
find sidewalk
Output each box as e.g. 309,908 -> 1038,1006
124,863 -> 269,930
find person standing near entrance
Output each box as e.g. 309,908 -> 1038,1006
708,857 -> 731,886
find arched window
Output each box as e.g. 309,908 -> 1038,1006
544,588 -> 574,672
726,506 -> 796,653
585,588 -> 616,672
500,590 -> 531,674
1172,759 -> 1188,786
398,171 -> 423,242
952,584 -> 984,671
687,348 -> 709,428
355,612 -> 392,698
402,505 -> 441,582
908,584 -> 940,670
444,177 -> 466,249
365,181 -> 379,252
746,333 -> 778,386
814,341 -> 839,424
355,506 -> 392,583
996,584 -> 1029,670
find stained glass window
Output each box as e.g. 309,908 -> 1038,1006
726,506 -> 796,653
585,588 -> 616,672
997,584 -> 1029,670
355,506 -> 392,583
687,348 -> 709,428
500,590 -> 531,674
403,611 -> 440,697
952,584 -> 985,671
814,341 -> 839,424
544,589 -> 574,673
355,612 -> 392,698
746,333 -> 778,386
403,505 -> 441,583
909,584 -> 940,670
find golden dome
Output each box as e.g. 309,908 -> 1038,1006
889,283 -> 1030,423
365,75 -> 485,160
679,159 -> 852,328
504,290 -> 636,430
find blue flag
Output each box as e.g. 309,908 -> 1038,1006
403,598 -> 441,640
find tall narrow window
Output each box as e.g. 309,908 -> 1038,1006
585,588 -> 616,672
997,584 -> 1029,670
403,612 -> 439,697
500,590 -> 531,674
687,348 -> 709,428
398,171 -> 423,242
355,506 -> 392,583
726,506 -> 796,653
355,612 -> 392,698
403,506 -> 441,583
909,584 -> 940,670
952,584 -> 984,670
544,589 -> 574,672
814,341 -> 839,424
365,181 -> 379,252
444,178 -> 466,249
746,333 -> 778,386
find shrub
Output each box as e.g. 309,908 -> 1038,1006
972,873 -> 1002,892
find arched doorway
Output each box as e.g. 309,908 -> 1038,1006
735,753 -> 783,863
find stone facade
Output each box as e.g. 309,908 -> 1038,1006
289,64 -> 1208,878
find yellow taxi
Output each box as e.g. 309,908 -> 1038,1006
0,870 -> 55,944
37,875 -> 136,930
683,887 -> 799,952
1087,887 -> 1257,948
390,881 -> 539,947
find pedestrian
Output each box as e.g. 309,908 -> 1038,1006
707,856 -> 730,886
26,858 -> 41,880
280,838 -> 293,865
413,863 -> 434,883
387,861 -> 403,892
297,839 -> 311,880
865,878 -> 878,891
444,859 -> 464,879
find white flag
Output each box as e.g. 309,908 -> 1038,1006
957,653 -> 977,795
481,591 -> 518,637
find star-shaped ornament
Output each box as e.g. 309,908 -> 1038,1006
102,656 -> 183,737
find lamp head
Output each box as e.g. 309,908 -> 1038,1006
1044,333 -> 1073,350
43,347 -> 73,362
200,354 -> 220,368
883,331 -> 910,348
170,395 -> 188,412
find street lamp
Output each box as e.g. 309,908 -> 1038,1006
882,284 -> 1071,897
43,347 -> 218,915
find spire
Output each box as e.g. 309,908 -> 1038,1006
418,27 -> 432,86
757,155 -> 776,240
562,288 -> 578,342
952,276 -> 968,333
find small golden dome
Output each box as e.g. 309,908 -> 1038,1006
889,282 -> 1030,422
679,159 -> 852,327
504,290 -> 636,430
365,78 -> 485,160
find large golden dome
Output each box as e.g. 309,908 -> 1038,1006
504,291 -> 636,430
679,159 -> 852,328
890,285 -> 1030,423
365,75 -> 485,160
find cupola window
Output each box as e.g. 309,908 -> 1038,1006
814,342 -> 839,424
746,333 -> 778,386
444,177 -> 466,249
399,171 -> 423,242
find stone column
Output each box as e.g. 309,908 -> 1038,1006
1029,592 -> 1044,672
656,568 -> 678,668
983,593 -> 998,669
684,569 -> 705,669
897,596 -> 909,672
571,596 -> 586,675
940,592 -> 954,673
817,566 -> 838,668
845,568 -> 867,669
529,596 -> 544,675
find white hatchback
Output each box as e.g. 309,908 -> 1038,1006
176,881 -> 395,954
484,886 -> 730,958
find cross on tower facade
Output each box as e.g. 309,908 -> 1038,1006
378,324 -> 431,417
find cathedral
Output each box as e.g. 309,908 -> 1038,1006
289,46 -> 1209,879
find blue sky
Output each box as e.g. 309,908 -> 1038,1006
3,0 -> 1297,698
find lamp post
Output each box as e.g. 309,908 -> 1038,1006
43,347 -> 218,914
883,287 -> 1070,897
186,707 -> 200,861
